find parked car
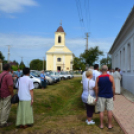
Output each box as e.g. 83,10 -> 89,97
47,71 -> 61,82
64,71 -> 74,79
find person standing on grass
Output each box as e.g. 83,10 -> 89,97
95,65 -> 115,129
0,64 -> 14,127
40,70 -> 46,89
113,67 -> 121,94
16,67 -> 34,129
81,70 -> 96,125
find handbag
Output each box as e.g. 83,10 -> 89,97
11,79 -> 19,104
11,94 -> 19,104
87,80 -> 96,105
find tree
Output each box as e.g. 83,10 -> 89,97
19,61 -> 25,70
100,56 -> 112,69
30,59 -> 46,70
73,57 -> 86,70
80,46 -> 103,66
0,51 -> 5,61
12,65 -> 18,71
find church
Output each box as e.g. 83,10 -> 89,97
46,25 -> 74,71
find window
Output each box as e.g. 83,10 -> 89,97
58,36 -> 61,43
120,51 -> 121,69
127,44 -> 131,70
57,58 -> 61,62
123,48 -> 125,70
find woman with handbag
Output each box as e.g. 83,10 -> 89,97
16,67 -> 34,128
81,70 -> 96,125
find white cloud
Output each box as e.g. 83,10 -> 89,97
0,33 -> 114,66
0,0 -> 38,13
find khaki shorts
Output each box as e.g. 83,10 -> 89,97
97,97 -> 114,112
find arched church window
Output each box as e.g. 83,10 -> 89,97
58,36 -> 61,43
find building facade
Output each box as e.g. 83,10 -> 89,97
109,7 -> 134,94
46,25 -> 74,71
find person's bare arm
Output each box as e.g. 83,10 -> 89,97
30,89 -> 34,105
110,75 -> 115,100
95,77 -> 99,101
8,85 -> 14,97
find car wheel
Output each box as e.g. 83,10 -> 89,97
34,82 -> 39,89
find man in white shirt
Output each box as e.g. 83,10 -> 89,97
93,64 -> 101,81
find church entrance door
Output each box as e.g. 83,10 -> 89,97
57,66 -> 61,71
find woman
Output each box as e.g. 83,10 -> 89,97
40,70 -> 46,89
113,67 -> 121,94
81,70 -> 96,125
16,67 -> 34,128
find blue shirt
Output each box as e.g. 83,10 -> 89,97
98,74 -> 113,98
40,74 -> 45,81
16,71 -> 21,77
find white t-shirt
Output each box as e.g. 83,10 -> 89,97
93,70 -> 101,81
17,76 -> 34,101
81,78 -> 95,103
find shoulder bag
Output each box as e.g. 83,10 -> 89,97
11,78 -> 19,104
87,80 -> 96,105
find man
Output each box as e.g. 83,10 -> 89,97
93,64 -> 101,81
16,68 -> 21,78
95,65 -> 115,129
0,64 -> 14,127
113,67 -> 121,94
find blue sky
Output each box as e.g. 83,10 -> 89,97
0,0 -> 134,66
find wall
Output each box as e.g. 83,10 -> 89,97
111,22 -> 134,94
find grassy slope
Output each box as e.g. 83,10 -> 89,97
0,78 -> 124,134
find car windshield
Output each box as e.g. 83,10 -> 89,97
30,71 -> 39,77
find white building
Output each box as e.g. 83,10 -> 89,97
109,7 -> 134,94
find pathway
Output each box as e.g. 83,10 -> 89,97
113,95 -> 134,134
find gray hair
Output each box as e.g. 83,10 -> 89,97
101,65 -> 108,71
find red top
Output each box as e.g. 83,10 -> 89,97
0,71 -> 13,98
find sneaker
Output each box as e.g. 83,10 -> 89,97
85,120 -> 95,125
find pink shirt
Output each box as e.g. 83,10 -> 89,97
0,71 -> 13,98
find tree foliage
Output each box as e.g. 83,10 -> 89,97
73,57 -> 85,70
30,59 -> 46,71
0,51 -> 5,61
80,46 -> 103,66
19,61 -> 25,70
100,56 -> 112,69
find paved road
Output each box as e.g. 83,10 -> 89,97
113,95 -> 134,134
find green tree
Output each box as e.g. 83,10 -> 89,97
19,61 -> 25,70
12,65 -> 18,71
0,51 -> 5,61
100,56 -> 112,69
80,46 -> 103,66
73,57 -> 86,70
30,59 -> 46,70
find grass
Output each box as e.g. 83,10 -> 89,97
0,78 -> 124,134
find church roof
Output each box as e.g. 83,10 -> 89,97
56,26 -> 64,32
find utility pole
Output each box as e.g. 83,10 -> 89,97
7,45 -> 10,63
85,33 -> 89,50
21,57 -> 23,62
43,57 -> 45,70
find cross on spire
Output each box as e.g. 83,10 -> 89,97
60,20 -> 62,26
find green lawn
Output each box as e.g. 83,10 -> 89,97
0,78 -> 124,134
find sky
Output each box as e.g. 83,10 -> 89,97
0,0 -> 134,66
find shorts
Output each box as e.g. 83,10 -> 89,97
97,97 -> 114,112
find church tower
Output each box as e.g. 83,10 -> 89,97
55,25 -> 66,46
46,24 -> 74,71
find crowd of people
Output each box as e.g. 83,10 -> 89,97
81,64 -> 122,129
